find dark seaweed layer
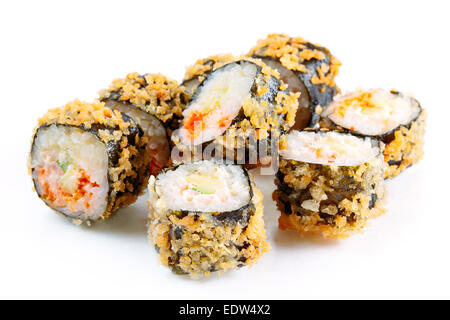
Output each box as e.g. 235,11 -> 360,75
157,163 -> 256,274
319,90 -> 423,145
275,158 -> 380,227
31,113 -> 146,219
100,74 -> 188,132
253,42 -> 337,127
181,59 -> 289,165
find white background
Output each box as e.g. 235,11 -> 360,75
1,0 -> 449,299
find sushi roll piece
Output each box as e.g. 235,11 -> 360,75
248,33 -> 341,130
29,100 -> 150,222
99,72 -> 189,175
172,57 -> 299,166
148,160 -> 269,276
273,130 -> 386,239
321,89 -> 426,178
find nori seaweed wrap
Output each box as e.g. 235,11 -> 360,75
172,57 -> 299,166
29,100 -> 150,222
274,130 -> 386,238
148,160 -> 269,276
99,72 -> 189,175
321,88 -> 426,178
248,33 -> 341,130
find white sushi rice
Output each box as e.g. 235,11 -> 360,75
30,125 -> 109,219
176,61 -> 257,146
155,161 -> 250,212
280,131 -> 380,166
323,88 -> 421,136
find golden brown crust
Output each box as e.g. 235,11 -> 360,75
384,110 -> 426,178
273,156 -> 386,239
183,54 -> 236,83
99,72 -> 189,124
38,99 -> 132,132
317,90 -> 426,179
30,99 -> 150,221
147,170 -> 269,277
173,57 -> 299,164
248,33 -> 341,90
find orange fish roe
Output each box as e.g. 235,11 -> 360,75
217,116 -> 231,129
37,168 -> 60,205
333,91 -> 383,117
37,167 -> 99,211
327,154 -> 337,164
76,169 -> 100,199
184,111 -> 207,139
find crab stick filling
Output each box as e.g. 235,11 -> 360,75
323,89 -> 421,136
156,161 -> 250,212
178,62 -> 257,146
35,159 -> 99,210
31,125 -> 109,219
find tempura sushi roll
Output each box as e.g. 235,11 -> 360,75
29,100 -> 150,222
172,57 -> 299,165
148,160 -> 269,276
322,89 -> 426,178
99,72 -> 189,175
273,130 -> 386,239
248,33 -> 341,130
